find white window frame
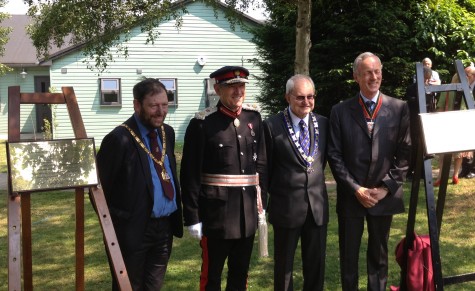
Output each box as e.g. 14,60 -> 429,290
99,78 -> 122,106
158,78 -> 178,107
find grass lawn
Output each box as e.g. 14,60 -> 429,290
0,141 -> 7,173
1,141 -> 475,290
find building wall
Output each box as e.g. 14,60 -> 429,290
0,67 -> 51,139
49,1 -> 263,146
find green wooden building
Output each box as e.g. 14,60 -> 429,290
0,0 -> 264,144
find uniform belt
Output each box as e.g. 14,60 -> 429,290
201,173 -> 259,187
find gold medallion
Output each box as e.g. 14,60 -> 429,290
162,171 -> 171,181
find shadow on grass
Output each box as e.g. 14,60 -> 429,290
1,177 -> 475,290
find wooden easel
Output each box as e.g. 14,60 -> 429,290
6,86 -> 132,290
400,60 -> 475,290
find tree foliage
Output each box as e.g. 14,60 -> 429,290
413,0 -> 475,80
25,0 -> 263,72
24,0 -> 475,116
253,0 -> 475,117
0,0 -> 12,75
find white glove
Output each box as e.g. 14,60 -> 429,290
188,222 -> 202,240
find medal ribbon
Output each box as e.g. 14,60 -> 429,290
358,94 -> 382,121
219,104 -> 242,118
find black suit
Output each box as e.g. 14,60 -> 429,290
328,94 -> 411,290
264,110 -> 329,291
97,115 -> 183,290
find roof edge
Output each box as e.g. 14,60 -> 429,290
40,0 -> 264,63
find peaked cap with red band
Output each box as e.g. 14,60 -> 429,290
210,66 -> 249,84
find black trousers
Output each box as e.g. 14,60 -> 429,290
111,217 -> 173,291
199,235 -> 255,291
460,153 -> 475,177
338,214 -> 392,291
273,209 -> 327,291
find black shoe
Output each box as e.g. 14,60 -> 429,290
459,168 -> 470,178
466,172 -> 475,179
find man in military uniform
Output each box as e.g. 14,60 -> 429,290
181,65 -> 267,290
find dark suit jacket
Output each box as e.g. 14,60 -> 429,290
264,112 -> 329,228
97,115 -> 183,253
328,94 -> 411,217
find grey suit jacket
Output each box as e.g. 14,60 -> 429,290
328,93 -> 411,217
264,111 -> 329,228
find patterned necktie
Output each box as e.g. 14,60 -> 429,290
299,119 -> 310,154
365,100 -> 375,114
148,130 -> 174,200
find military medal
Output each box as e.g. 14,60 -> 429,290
218,104 -> 242,128
248,123 -> 255,136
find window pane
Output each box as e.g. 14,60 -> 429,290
102,79 -> 119,90
167,91 -> 175,102
103,92 -> 118,103
160,79 -> 176,90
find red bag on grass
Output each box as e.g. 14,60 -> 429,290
390,234 -> 434,291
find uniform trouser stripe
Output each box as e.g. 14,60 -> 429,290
200,236 -> 209,291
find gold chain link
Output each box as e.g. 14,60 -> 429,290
119,123 -> 166,167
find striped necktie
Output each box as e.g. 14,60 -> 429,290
298,119 -> 310,154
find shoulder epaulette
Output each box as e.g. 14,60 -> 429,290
195,106 -> 218,120
242,103 -> 261,112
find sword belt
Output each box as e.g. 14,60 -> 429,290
201,173 -> 259,187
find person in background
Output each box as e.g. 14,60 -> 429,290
97,78 -> 183,290
458,65 -> 475,179
433,69 -> 474,186
403,67 -> 435,180
328,52 -> 411,291
263,74 -> 329,291
422,57 -> 442,85
181,65 -> 267,291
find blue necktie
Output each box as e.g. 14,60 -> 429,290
365,101 -> 375,114
299,120 -> 310,154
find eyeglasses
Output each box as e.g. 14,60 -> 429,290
290,93 -> 315,101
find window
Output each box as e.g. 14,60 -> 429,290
100,78 -> 121,106
205,78 -> 219,107
159,78 -> 178,107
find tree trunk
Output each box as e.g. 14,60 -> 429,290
294,0 -> 312,75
